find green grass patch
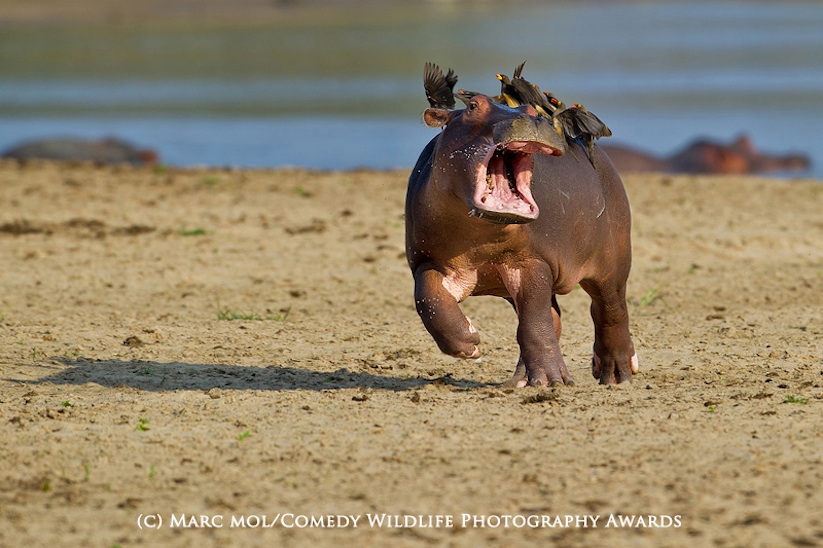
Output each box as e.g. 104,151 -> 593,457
783,395 -> 809,404
637,288 -> 661,307
136,418 -> 150,431
216,304 -> 290,322
177,226 -> 208,237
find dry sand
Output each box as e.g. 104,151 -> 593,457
1,160 -> 822,547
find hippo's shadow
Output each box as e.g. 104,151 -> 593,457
19,357 -> 489,392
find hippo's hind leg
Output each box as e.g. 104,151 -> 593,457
414,266 -> 480,359
580,277 -> 638,384
503,295 -> 565,387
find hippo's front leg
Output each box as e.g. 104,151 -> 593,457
508,266 -> 575,387
502,295 -> 565,387
414,266 -> 480,359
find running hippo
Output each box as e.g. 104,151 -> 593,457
601,134 -> 810,175
2,137 -> 158,166
406,94 -> 638,386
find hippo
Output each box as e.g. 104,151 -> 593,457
601,134 -> 810,175
406,94 -> 638,386
1,137 -> 158,166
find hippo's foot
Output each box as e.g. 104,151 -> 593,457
439,315 -> 481,359
414,267 -> 481,359
583,279 -> 637,385
592,350 -> 639,385
501,356 -> 575,388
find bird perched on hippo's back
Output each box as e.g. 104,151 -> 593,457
495,73 -> 518,108
495,61 -> 612,167
554,103 -> 613,163
422,60 -> 614,169
509,61 -> 555,119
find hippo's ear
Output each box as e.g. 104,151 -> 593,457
423,108 -> 452,128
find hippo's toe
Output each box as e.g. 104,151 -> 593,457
502,356 -> 575,388
592,352 -> 638,384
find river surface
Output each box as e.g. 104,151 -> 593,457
1,1 -> 822,176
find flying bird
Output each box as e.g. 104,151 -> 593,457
424,62 -> 458,109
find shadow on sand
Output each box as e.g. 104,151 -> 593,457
15,357 -> 490,392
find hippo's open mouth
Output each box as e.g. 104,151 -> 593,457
470,140 -> 561,224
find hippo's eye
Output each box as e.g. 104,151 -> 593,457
468,101 -> 478,111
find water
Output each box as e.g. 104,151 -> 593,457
1,1 -> 822,176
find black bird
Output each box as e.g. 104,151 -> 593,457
555,103 -> 612,163
424,62 -> 458,109
541,91 -> 570,141
495,73 -> 520,107
543,91 -> 566,112
508,62 -> 554,119
512,60 -> 526,80
493,61 -> 612,167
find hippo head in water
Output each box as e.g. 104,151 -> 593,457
667,134 -> 812,175
422,94 -> 565,224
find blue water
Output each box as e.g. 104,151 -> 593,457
0,115 -> 434,170
1,1 -> 822,176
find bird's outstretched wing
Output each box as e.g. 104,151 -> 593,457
424,62 -> 458,109
569,104 -> 612,139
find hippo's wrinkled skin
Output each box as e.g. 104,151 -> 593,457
601,135 -> 810,175
406,95 -> 637,386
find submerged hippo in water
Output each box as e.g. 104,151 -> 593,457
2,137 -> 158,166
406,94 -> 637,386
601,134 -> 810,175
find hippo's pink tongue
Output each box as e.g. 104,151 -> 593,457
471,146 -> 541,224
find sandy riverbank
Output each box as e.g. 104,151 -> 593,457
1,161 -> 822,546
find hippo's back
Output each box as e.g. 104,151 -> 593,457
2,138 -> 156,166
